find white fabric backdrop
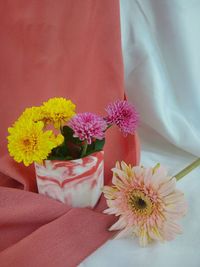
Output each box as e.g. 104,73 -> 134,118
121,0 -> 200,157
80,1 -> 200,266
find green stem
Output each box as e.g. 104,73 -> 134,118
105,124 -> 112,131
174,158 -> 200,181
81,141 -> 88,158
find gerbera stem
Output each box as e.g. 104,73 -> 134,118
174,158 -> 200,181
81,141 -> 88,158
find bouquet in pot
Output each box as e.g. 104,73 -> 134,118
7,97 -> 139,207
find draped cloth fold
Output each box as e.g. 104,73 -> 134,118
0,1 -> 140,266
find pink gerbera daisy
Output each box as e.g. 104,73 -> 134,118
105,100 -> 139,136
68,112 -> 107,144
103,162 -> 187,246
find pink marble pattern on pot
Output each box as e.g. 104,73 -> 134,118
34,151 -> 104,208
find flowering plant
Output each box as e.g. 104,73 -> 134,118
102,156 -> 200,247
7,97 -> 139,166
103,162 -> 187,246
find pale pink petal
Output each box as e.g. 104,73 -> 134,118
111,167 -> 130,185
139,229 -> 149,247
103,207 -> 119,215
132,166 -> 144,181
109,217 -> 127,231
121,161 -> 129,171
143,168 -> 153,186
163,221 -> 182,240
158,177 -> 176,197
114,227 -> 133,239
153,165 -> 168,178
163,232 -> 176,241
103,186 -> 117,199
121,162 -> 134,178
163,190 -> 185,204
148,226 -> 163,241
151,166 -> 170,189
163,210 -> 186,220
112,174 -> 127,189
164,202 -> 187,218
167,221 -> 183,234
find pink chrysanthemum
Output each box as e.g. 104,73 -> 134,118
103,162 -> 187,246
68,112 -> 107,144
105,100 -> 139,136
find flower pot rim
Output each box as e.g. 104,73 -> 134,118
34,150 -> 104,165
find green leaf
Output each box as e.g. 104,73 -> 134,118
62,126 -> 82,144
62,125 -> 73,137
47,154 -> 73,161
82,139 -> 105,157
94,138 -> 105,151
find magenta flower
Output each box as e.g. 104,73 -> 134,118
105,100 -> 139,136
68,112 -> 107,144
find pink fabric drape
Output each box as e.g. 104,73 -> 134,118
0,1 -> 140,266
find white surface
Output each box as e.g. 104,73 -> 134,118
80,1 -> 200,266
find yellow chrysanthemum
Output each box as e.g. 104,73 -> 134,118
7,120 -> 61,166
49,133 -> 64,146
16,106 -> 44,124
42,97 -> 76,129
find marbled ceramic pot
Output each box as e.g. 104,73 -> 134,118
34,151 -> 104,208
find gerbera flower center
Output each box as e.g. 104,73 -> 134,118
128,190 -> 153,216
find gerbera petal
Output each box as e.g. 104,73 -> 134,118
163,221 -> 182,240
109,217 -> 127,231
158,177 -> 176,197
102,163 -> 187,246
114,227 -> 133,239
168,221 -> 182,234
143,168 -> 153,185
112,174 -> 127,189
111,167 -> 130,185
121,161 -> 134,178
153,165 -> 168,177
103,207 -> 119,215
139,229 -> 149,247
151,167 -> 170,189
163,190 -> 185,204
164,202 -> 187,218
103,186 -> 118,199
148,226 -> 163,241
132,166 -> 144,182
